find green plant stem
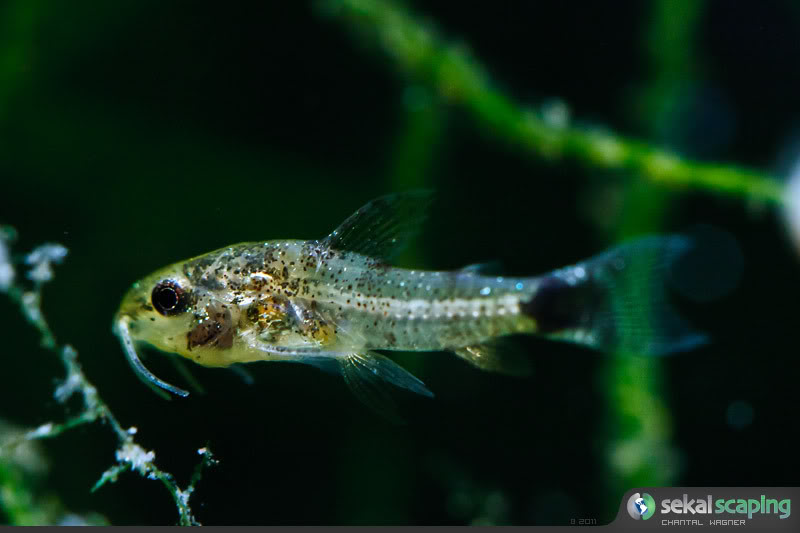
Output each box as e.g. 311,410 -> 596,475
321,0 -> 783,205
604,0 -> 704,513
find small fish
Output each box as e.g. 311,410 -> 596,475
114,191 -> 706,418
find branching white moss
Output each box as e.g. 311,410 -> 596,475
0,226 -> 216,526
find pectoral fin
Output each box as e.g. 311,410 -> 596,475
170,357 -> 206,394
230,363 -> 255,385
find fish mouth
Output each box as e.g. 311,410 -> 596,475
114,315 -> 190,399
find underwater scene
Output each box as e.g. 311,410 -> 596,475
0,0 -> 798,526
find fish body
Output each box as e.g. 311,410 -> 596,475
115,192 -> 705,415
134,240 -> 540,357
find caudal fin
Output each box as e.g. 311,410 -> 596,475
521,235 -> 731,356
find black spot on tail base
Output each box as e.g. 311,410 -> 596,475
522,235 -> 711,356
521,274 -> 602,334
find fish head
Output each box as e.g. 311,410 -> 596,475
113,262 -> 204,398
115,262 -> 199,355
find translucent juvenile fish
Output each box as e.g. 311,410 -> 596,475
114,191 -> 707,417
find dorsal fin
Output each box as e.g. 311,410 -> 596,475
318,190 -> 434,262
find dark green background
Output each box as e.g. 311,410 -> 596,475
1,0 -> 798,525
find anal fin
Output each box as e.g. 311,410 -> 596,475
451,341 -> 532,377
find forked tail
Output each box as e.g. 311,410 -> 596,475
521,235 -> 723,356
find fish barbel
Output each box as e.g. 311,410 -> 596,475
114,191 -> 706,417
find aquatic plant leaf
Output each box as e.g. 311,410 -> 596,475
319,190 -> 434,261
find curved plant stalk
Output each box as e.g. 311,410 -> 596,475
321,0 -> 783,205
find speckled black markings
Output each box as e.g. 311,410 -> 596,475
187,303 -> 235,350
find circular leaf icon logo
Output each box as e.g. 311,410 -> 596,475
627,492 -> 656,520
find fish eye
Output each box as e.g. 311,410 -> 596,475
151,280 -> 187,316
